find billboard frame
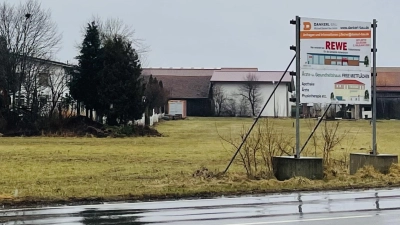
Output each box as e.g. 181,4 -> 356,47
293,16 -> 377,158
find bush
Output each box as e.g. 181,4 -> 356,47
217,119 -> 294,179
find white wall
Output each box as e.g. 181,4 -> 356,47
213,82 -> 292,117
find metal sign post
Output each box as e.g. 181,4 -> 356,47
295,15 -> 301,158
372,19 -> 378,155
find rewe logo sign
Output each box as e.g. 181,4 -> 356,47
326,41 -> 347,50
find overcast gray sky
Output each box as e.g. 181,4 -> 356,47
36,0 -> 394,70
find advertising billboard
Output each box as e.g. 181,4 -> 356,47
299,17 -> 372,104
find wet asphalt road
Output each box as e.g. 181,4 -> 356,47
1,188 -> 400,224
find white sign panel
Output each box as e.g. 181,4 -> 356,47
299,17 -> 372,104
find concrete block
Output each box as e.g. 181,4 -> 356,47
272,156 -> 324,181
349,153 -> 398,175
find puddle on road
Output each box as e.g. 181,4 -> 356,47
1,188 -> 400,224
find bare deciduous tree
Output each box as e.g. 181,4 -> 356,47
0,0 -> 62,112
88,15 -> 149,65
47,68 -> 69,118
239,73 -> 261,117
212,85 -> 226,116
225,98 -> 237,117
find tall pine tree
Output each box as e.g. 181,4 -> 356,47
99,37 -> 145,125
69,21 -> 103,120
145,75 -> 168,114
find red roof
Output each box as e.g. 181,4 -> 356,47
335,79 -> 365,85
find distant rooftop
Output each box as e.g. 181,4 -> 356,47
142,67 -> 259,76
210,71 -> 292,83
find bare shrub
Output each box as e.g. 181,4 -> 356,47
212,85 -> 227,116
336,128 -> 360,169
217,119 -> 293,178
321,121 -> 348,167
223,98 -> 237,117
304,118 -> 351,178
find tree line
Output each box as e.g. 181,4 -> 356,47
0,0 -> 168,133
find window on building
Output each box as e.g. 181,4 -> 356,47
318,55 -> 324,65
39,95 -> 48,107
331,61 -> 336,65
39,73 -> 50,86
343,61 -> 348,66
312,55 -> 319,64
17,98 -> 24,107
325,55 -> 331,59
307,55 -> 313,64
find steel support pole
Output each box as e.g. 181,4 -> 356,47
372,19 -> 377,155
295,16 -> 301,158
222,55 -> 296,174
299,104 -> 332,154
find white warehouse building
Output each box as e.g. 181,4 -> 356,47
210,70 -> 294,117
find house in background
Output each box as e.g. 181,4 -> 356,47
210,70 -> 294,117
6,57 -> 76,118
142,68 -> 218,117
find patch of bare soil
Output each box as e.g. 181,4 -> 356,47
2,116 -> 162,138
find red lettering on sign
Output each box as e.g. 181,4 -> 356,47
325,41 -> 348,50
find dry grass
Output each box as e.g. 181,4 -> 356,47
0,117 -> 399,206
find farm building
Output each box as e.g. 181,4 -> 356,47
376,67 -> 400,119
142,67 -> 294,117
210,70 -> 294,117
142,68 -> 217,117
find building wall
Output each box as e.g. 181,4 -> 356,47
186,98 -> 213,116
167,98 -> 212,117
212,82 -> 291,117
376,92 -> 400,119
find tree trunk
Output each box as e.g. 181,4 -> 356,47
251,102 -> 256,117
145,105 -> 150,126
90,109 -> 93,121
58,103 -> 62,120
77,102 -> 80,116
12,92 -> 15,111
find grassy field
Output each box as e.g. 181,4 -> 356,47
0,117 -> 400,207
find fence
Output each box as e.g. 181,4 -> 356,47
134,109 -> 164,126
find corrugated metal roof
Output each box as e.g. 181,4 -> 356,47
210,71 -> 292,82
143,68 -> 218,76
220,67 -> 258,71
376,71 -> 400,86
144,75 -> 211,98
373,67 -> 400,92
